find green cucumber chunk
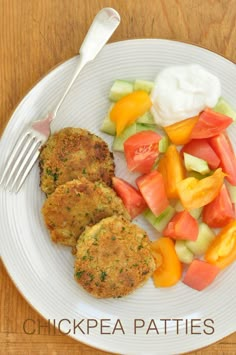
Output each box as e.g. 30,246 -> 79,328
184,152 -> 210,175
100,104 -> 116,135
158,136 -> 169,153
175,240 -> 194,264
136,111 -> 155,125
185,223 -> 215,256
187,171 -> 207,180
134,79 -> 154,94
112,123 -> 137,152
143,205 -> 175,233
113,123 -> 158,152
214,97 -> 236,122
225,180 -> 236,203
175,201 -> 202,220
109,80 -> 134,102
135,123 -> 158,133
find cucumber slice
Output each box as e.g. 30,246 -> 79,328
135,123 -> 158,133
189,207 -> 203,220
184,152 -> 210,175
143,209 -> 157,225
185,223 -> 215,256
109,80 -> 134,102
187,171 -> 208,180
214,97 -> 236,122
134,79 -> 154,94
100,104 -> 116,135
137,111 -> 155,125
175,201 -> 202,220
225,180 -> 236,203
158,136 -> 169,153
112,123 -> 137,151
143,205 -> 175,233
175,240 -> 194,264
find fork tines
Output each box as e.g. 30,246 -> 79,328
0,131 -> 42,192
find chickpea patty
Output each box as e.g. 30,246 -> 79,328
74,216 -> 156,298
42,178 -> 130,248
39,127 -> 115,195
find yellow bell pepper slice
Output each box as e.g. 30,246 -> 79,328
176,168 -> 225,210
164,116 -> 199,145
110,90 -> 152,135
151,237 -> 182,287
158,145 -> 186,199
205,220 -> 236,269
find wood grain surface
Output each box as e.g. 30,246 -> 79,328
0,0 -> 236,354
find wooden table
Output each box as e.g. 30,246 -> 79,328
0,1 -> 236,354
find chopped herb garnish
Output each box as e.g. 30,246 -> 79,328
46,167 -> 59,182
88,273 -> 94,281
100,271 -> 107,282
75,270 -> 84,279
111,236 -> 116,241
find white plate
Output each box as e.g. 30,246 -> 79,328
0,39 -> 236,355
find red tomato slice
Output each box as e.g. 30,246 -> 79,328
124,131 -> 162,174
112,177 -> 147,219
183,259 -> 220,291
190,108 -> 233,139
136,171 -> 169,216
181,138 -> 220,170
202,184 -> 235,228
209,133 -> 236,185
163,210 -> 199,241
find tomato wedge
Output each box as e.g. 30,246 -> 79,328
151,237 -> 182,287
205,220 -> 236,269
202,184 -> 235,228
124,131 -> 162,174
112,177 -> 147,219
183,259 -> 220,291
164,116 -> 199,145
136,171 -> 169,216
177,168 -> 225,210
209,133 -> 236,185
110,91 -> 152,135
163,210 -> 199,241
181,138 -> 220,170
158,145 -> 186,199
190,108 -> 233,139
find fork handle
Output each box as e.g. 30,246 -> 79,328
51,7 -> 120,119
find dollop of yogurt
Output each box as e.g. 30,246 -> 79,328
151,64 -> 221,126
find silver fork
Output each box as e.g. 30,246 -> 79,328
0,8 -> 120,193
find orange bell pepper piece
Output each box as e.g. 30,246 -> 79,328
164,116 -> 199,145
110,90 -> 152,135
177,168 -> 225,210
205,220 -> 236,269
158,145 -> 186,199
151,237 -> 182,287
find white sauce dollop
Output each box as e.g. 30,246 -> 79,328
151,64 -> 221,127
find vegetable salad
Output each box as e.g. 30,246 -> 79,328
100,73 -> 236,292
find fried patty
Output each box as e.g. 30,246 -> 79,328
39,127 -> 115,195
74,216 -> 156,298
42,178 -> 130,248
